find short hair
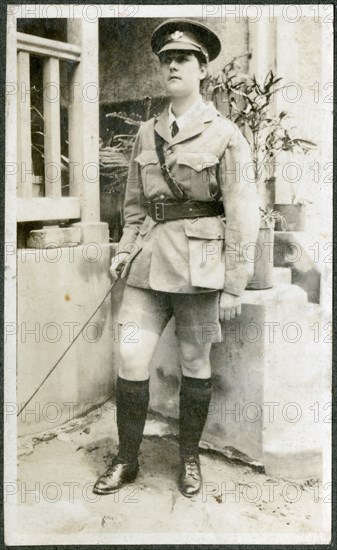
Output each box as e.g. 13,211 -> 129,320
189,51 -> 209,90
192,50 -> 208,67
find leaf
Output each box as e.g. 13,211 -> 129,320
31,106 -> 44,120
263,70 -> 274,92
31,131 -> 45,137
268,84 -> 288,96
252,75 -> 262,94
293,139 -> 317,149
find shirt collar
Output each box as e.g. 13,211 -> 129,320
168,95 -> 204,131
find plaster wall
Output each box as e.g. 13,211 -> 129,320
273,17 -> 331,241
17,244 -> 115,436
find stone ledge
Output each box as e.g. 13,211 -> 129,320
71,221 -> 109,244
241,282 -> 307,307
27,226 -> 81,248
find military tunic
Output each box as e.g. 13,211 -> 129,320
117,98 -> 259,296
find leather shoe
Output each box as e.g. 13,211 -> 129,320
178,454 -> 202,498
93,456 -> 139,495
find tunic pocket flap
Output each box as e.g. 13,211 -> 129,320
135,150 -> 159,167
184,216 -> 226,239
177,152 -> 219,172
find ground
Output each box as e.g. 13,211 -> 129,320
15,401 -> 328,544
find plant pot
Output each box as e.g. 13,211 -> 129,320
246,221 -> 274,290
274,203 -> 306,232
100,191 -> 124,242
265,176 -> 276,208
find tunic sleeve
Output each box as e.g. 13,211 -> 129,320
117,127 -> 148,254
219,126 -> 260,296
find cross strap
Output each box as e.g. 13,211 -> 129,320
154,129 -> 190,201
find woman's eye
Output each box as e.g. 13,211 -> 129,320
161,54 -> 188,64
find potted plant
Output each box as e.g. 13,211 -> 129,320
208,57 -> 317,231
207,57 -> 317,288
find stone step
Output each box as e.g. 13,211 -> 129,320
274,231 -> 321,303
273,267 -> 292,284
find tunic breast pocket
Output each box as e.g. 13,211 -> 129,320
175,151 -> 220,200
134,150 -> 160,197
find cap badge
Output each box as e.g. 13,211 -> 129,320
170,31 -> 184,40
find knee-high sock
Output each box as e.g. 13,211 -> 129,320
116,376 -> 149,462
179,375 -> 212,456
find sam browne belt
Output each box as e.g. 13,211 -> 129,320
146,200 -> 225,222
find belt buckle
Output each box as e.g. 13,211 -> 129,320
154,202 -> 165,222
161,163 -> 170,177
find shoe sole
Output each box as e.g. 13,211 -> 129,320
178,487 -> 200,498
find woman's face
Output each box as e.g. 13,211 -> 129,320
159,51 -> 207,99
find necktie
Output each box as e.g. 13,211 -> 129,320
171,120 -> 179,138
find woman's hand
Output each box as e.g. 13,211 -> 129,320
219,292 -> 242,322
110,252 -> 130,281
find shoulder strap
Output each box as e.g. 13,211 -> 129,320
154,130 -> 189,201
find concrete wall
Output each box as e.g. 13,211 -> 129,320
17,244 -> 115,436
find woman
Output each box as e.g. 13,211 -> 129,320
94,18 -> 259,498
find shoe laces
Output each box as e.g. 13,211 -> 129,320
184,455 -> 200,479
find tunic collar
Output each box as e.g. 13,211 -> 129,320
155,96 -> 219,145
167,94 -> 204,131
